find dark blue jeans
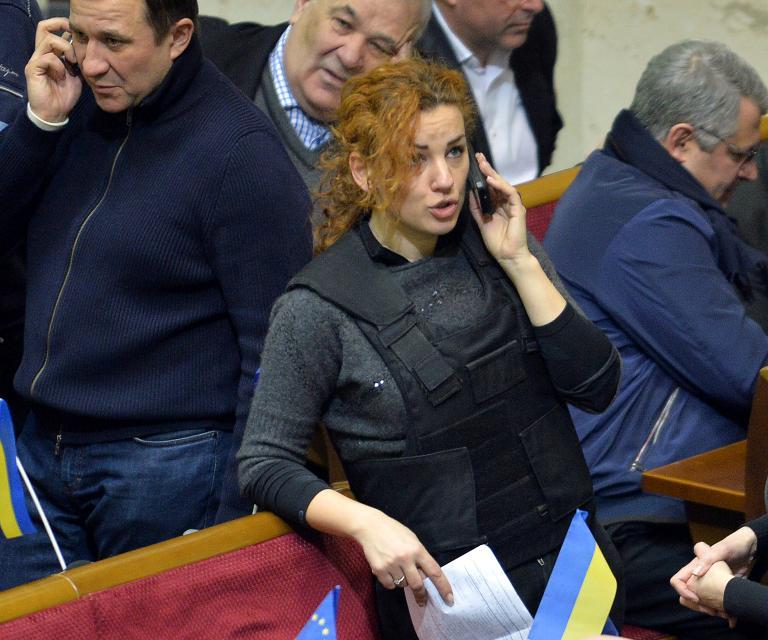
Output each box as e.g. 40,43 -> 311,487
0,412 -> 231,591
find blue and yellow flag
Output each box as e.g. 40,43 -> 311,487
0,399 -> 36,538
295,585 -> 340,640
529,509 -> 617,639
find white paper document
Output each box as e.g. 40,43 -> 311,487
405,544 -> 532,640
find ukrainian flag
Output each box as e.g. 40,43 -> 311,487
529,509 -> 617,639
0,399 -> 36,538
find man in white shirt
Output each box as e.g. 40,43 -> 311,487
417,0 -> 561,184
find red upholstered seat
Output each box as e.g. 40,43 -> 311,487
526,200 -> 558,243
623,624 -> 677,640
0,532 -> 380,640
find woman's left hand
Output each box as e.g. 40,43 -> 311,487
680,560 -> 736,629
467,152 -> 530,265
685,561 -> 736,621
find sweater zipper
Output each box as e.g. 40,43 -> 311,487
30,110 -> 134,398
630,387 -> 679,472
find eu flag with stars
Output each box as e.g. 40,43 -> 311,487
295,585 -> 340,639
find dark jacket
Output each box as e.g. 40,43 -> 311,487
544,109 -> 768,524
728,146 -> 768,329
416,4 -> 562,175
729,145 -> 768,255
0,0 -> 42,429
199,18 -> 286,102
0,0 -> 40,126
723,514 -> 768,629
0,37 -> 312,441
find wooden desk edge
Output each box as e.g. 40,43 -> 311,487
641,441 -> 746,512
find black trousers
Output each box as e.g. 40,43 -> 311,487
607,521 -> 759,640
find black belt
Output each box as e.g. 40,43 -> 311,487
30,404 -> 231,443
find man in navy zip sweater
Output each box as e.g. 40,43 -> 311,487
0,0 -> 311,590
546,41 -> 768,638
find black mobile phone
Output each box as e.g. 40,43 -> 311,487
60,34 -> 80,77
467,146 -> 494,215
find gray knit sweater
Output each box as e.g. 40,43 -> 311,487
238,225 -> 619,525
254,67 -> 325,225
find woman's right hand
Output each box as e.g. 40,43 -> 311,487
305,489 -> 453,607
353,508 -> 454,608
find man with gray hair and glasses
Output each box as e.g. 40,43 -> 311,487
545,41 -> 768,638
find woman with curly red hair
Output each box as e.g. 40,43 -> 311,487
238,58 -> 623,637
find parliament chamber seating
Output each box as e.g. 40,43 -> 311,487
517,165 -> 580,242
0,512 -> 380,639
9,113 -> 768,638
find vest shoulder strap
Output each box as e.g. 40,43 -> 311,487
288,230 -> 460,405
288,231 -> 411,326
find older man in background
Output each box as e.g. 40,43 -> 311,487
201,0 -> 431,204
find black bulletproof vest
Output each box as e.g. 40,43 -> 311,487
289,221 -> 593,572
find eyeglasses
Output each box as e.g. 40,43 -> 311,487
696,126 -> 760,165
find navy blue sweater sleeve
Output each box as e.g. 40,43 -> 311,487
205,129 -> 312,438
0,110 -> 64,253
0,1 -> 48,251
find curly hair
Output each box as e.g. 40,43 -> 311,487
314,57 -> 476,253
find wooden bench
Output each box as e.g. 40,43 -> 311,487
0,512 -> 380,639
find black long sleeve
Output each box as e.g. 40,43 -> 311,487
535,303 -> 621,413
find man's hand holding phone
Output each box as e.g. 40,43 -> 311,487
26,18 -> 83,124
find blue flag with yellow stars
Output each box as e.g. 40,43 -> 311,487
295,585 -> 340,639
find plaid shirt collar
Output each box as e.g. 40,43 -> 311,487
269,27 -> 332,151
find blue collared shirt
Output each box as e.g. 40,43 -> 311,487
268,27 -> 331,151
